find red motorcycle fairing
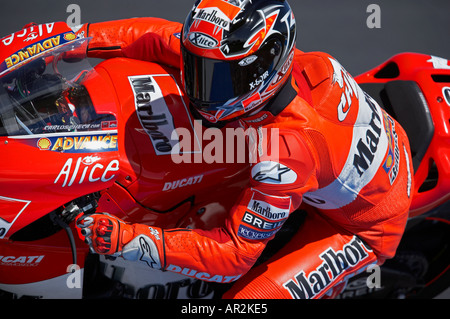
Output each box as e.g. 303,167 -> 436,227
93,57 -> 250,228
0,23 -> 120,290
0,76 -> 119,237
0,21 -> 250,296
0,224 -> 86,285
355,52 -> 450,217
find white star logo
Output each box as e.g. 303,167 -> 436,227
253,162 -> 290,182
251,161 -> 297,185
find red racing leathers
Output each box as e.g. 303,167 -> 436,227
75,18 -> 414,298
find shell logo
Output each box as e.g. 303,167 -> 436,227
37,137 -> 52,150
385,154 -> 393,169
64,32 -> 76,41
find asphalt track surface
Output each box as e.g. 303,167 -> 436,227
1,0 -> 449,75
1,0 -> 449,299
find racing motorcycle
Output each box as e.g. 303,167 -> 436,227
0,22 -> 449,299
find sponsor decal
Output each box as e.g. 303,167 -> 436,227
302,91 -> 389,210
129,75 -> 178,155
193,7 -> 232,31
352,94 -> 384,177
252,161 -> 297,184
43,123 -> 102,131
163,174 -> 204,191
188,32 -> 218,49
1,23 -> 55,46
167,264 -> 242,283
283,236 -> 373,299
54,157 -> 119,187
238,190 -> 291,240
37,137 -> 51,150
269,50 -> 294,88
192,0 -> 242,33
242,92 -> 262,112
382,113 -> 400,184
36,133 -> 118,153
101,120 -> 118,130
279,50 -> 295,76
238,55 -> 258,67
5,35 -> 61,67
0,255 -> 44,267
247,189 -> 290,221
1,31 -> 77,74
63,33 -> 76,41
242,211 -> 285,230
404,145 -> 412,198
329,58 -> 360,122
238,224 -> 279,240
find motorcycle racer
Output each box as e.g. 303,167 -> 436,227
76,0 -> 414,299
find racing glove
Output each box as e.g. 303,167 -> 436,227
76,213 -> 163,269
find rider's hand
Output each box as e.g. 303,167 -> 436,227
76,213 -> 163,269
76,213 -> 128,255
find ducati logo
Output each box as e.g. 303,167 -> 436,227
188,32 -> 218,49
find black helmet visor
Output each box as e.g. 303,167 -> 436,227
181,41 -> 278,108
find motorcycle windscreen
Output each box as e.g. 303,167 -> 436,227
0,38 -> 116,136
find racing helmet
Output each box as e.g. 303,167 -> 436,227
181,0 -> 296,123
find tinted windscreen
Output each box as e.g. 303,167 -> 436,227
0,39 -> 115,136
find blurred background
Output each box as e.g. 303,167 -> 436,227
1,0 -> 449,75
